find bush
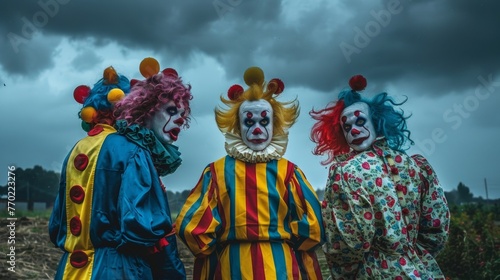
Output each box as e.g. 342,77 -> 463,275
436,203 -> 500,280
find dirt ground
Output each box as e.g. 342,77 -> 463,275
0,217 -> 329,279
0,217 -> 195,280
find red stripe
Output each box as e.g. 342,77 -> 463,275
192,257 -> 204,280
290,246 -> 300,280
251,243 -> 266,280
193,207 -> 213,249
309,251 -> 323,280
246,163 -> 259,239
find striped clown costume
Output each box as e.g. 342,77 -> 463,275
176,67 -> 325,280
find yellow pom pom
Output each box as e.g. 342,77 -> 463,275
107,88 -> 125,103
243,66 -> 264,86
139,57 -> 160,78
81,107 -> 97,123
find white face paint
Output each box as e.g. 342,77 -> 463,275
239,99 -> 273,151
341,102 -> 376,152
148,101 -> 186,144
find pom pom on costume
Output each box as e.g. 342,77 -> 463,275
140,57 -> 160,78
243,66 -> 265,86
227,84 -> 244,100
267,78 -> 285,95
107,88 -> 125,103
139,57 -> 179,80
80,106 -> 97,123
349,74 -> 367,91
74,66 -> 131,130
103,66 -> 119,84
162,68 -> 178,78
130,79 -> 140,88
74,85 -> 91,104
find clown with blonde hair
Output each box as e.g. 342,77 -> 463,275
176,67 -> 324,280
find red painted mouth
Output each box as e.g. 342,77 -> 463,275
351,136 -> 368,145
250,139 -> 267,144
167,128 -> 180,142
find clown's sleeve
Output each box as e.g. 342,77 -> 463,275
288,165 -> 325,280
288,164 -> 325,251
116,148 -> 172,253
175,164 -> 221,257
321,162 -> 375,278
412,154 -> 451,256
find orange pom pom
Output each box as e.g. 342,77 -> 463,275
103,66 -> 118,84
139,57 -> 160,78
81,107 -> 97,123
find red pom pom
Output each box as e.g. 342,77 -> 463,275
162,68 -> 178,78
73,85 -> 91,104
349,75 -> 367,91
269,78 -> 285,94
228,84 -> 244,100
130,79 -> 139,88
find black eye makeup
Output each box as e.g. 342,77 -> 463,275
244,119 -> 255,127
355,117 -> 366,126
343,124 -> 352,132
259,117 -> 269,126
166,106 -> 178,116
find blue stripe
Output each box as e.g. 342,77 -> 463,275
266,160 -> 281,240
229,244 -> 241,279
295,168 -> 325,243
225,156 -> 237,240
294,168 -> 311,240
271,242 -> 287,278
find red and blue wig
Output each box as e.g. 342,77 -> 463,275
310,76 -> 413,165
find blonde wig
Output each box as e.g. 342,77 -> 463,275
215,67 -> 299,137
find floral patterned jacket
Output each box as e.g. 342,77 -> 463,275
321,138 -> 450,279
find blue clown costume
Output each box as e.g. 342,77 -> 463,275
49,65 -> 186,279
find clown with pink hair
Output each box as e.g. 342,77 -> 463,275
49,58 -> 192,280
310,75 -> 450,279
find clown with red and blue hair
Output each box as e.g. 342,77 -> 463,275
310,75 -> 450,279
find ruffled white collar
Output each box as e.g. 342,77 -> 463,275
224,131 -> 288,163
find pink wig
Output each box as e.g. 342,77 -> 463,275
114,72 -> 193,127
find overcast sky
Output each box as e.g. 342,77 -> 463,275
1,0 -> 499,200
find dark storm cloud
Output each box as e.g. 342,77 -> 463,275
1,0 -> 499,92
330,0 -> 500,94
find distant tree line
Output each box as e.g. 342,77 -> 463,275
1,165 -> 499,213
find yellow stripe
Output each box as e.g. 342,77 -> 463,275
234,159 -> 247,239
63,125 -> 115,279
255,163 -> 270,238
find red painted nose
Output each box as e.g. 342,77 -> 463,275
174,118 -> 185,126
351,128 -> 360,135
252,127 -> 263,135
